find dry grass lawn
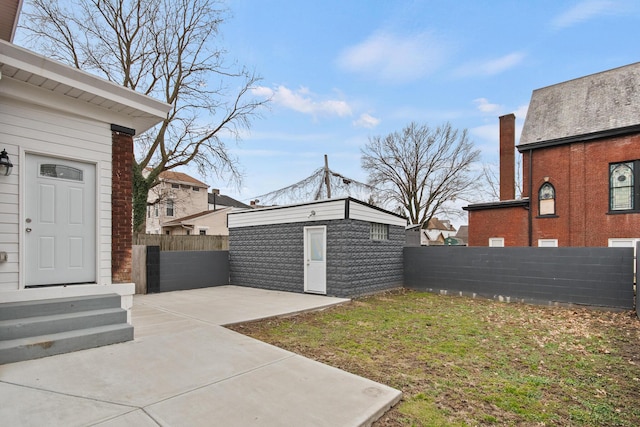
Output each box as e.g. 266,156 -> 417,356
228,289 -> 640,426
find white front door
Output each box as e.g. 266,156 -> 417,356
304,226 -> 326,294
25,154 -> 96,286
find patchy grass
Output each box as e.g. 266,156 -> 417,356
228,289 -> 640,426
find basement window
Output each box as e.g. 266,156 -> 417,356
370,223 -> 389,240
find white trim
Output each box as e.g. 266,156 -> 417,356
538,239 -> 558,247
489,237 -> 504,247
0,39 -> 170,134
303,225 -> 327,295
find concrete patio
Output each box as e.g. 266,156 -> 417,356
0,286 -> 401,426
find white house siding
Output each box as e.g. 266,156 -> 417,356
0,96 -> 113,291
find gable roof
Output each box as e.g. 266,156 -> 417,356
424,217 -> 455,232
519,62 -> 640,150
158,170 -> 208,188
208,192 -> 250,209
162,207 -> 231,227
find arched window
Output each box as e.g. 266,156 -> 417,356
539,182 -> 555,216
610,162 -> 634,211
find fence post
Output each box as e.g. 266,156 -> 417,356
132,245 -> 147,294
146,246 -> 160,294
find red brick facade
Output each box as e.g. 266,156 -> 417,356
111,130 -> 133,282
468,133 -> 640,246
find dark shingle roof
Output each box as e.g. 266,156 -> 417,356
208,193 -> 250,209
519,62 -> 640,148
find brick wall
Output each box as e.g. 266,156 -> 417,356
467,205 -> 528,246
229,219 -> 404,297
111,130 -> 133,283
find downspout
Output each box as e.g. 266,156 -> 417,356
528,149 -> 533,247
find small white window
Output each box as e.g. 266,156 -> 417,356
538,239 -> 558,247
370,223 -> 389,240
489,237 -> 504,247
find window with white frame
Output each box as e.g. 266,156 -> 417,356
370,223 -> 389,240
538,239 -> 558,247
154,204 -> 158,217
166,199 -> 174,216
489,237 -> 504,247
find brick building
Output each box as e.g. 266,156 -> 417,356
464,63 -> 640,247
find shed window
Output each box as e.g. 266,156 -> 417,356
370,223 -> 389,240
610,161 -> 636,211
538,182 -> 556,216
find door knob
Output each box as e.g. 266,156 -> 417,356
26,228 -> 32,232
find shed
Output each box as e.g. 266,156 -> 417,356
228,198 -> 406,298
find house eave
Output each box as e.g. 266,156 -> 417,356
463,198 -> 530,211
0,39 -> 171,134
517,123 -> 640,152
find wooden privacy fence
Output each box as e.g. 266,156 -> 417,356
133,233 -> 229,251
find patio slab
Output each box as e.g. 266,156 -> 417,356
0,286 -> 401,426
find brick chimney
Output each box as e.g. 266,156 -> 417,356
499,113 -> 516,201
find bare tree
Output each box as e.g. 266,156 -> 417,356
480,154 -> 523,201
361,122 -> 480,225
21,0 -> 267,231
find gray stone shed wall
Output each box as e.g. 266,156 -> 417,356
229,219 -> 404,298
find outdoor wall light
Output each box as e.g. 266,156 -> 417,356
0,150 -> 13,176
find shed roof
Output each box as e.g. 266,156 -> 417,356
519,62 -> 640,149
228,198 -> 406,228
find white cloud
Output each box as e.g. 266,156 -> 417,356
455,52 -> 525,77
353,113 -> 380,129
252,85 -> 352,117
551,0 -> 623,29
474,98 -> 503,115
337,31 -> 449,83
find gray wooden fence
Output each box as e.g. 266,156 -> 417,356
405,246 -> 635,309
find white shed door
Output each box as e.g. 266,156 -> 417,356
304,226 -> 326,294
25,154 -> 96,286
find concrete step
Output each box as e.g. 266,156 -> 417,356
0,294 -> 122,321
0,323 -> 134,365
0,308 -> 127,341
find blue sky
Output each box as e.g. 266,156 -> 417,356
211,0 -> 639,221
18,0 -> 640,224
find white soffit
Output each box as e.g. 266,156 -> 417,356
0,40 -> 170,134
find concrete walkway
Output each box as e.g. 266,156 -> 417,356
0,286 -> 401,426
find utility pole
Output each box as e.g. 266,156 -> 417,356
324,154 -> 331,199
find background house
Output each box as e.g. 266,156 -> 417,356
146,171 -> 249,235
0,5 -> 170,362
464,63 -> 640,248
420,217 -> 457,246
